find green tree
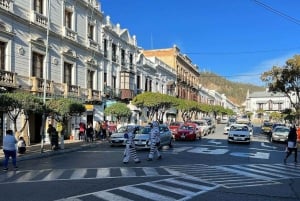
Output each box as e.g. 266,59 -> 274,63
0,92 -> 44,133
261,55 -> 300,123
46,98 -> 86,136
104,102 -> 131,123
132,92 -> 177,122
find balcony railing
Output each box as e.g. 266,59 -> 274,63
30,77 -> 52,93
88,39 -> 98,50
88,89 -> 102,101
32,12 -> 48,27
0,0 -> 12,11
64,27 -> 77,41
0,70 -> 16,87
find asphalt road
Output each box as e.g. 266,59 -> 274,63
0,124 -> 299,201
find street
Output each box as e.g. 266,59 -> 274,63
0,124 -> 299,201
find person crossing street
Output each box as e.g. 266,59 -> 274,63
147,121 -> 162,161
123,126 -> 141,164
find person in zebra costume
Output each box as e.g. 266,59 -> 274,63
123,126 -> 141,164
147,121 -> 162,161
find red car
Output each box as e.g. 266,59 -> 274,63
174,124 -> 199,141
168,122 -> 183,137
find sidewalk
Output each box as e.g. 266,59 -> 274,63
0,140 -> 104,163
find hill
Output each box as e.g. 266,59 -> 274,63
199,72 -> 265,106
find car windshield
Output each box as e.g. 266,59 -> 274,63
137,127 -> 151,134
180,125 -> 194,130
275,127 -> 289,133
117,126 -> 128,133
230,125 -> 248,131
263,122 -> 273,127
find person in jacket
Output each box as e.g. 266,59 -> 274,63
17,136 -> 26,154
3,130 -> 18,171
147,121 -> 162,161
123,126 -> 141,164
47,124 -> 59,150
284,124 -> 298,164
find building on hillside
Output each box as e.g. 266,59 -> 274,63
142,45 -> 201,102
245,90 -> 291,122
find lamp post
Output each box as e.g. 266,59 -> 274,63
41,0 -> 51,153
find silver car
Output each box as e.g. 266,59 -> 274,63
271,126 -> 290,142
109,125 -> 140,147
134,124 -> 173,149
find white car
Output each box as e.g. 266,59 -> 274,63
192,120 -> 210,136
223,123 -> 232,135
227,123 -> 251,144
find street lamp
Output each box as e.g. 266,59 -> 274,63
40,0 -> 51,153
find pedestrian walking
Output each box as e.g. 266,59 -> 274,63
94,121 -> 101,140
147,121 -> 162,161
123,126 -> 141,164
284,124 -> 298,164
47,124 -> 59,150
86,122 -> 94,142
3,130 -> 18,171
79,122 -> 86,141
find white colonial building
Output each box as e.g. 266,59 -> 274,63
245,90 -> 291,121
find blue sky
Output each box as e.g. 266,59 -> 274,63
100,0 -> 300,86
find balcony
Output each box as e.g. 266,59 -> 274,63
88,89 -> 102,101
88,39 -> 98,50
63,83 -> 80,97
63,27 -> 77,41
30,77 -> 52,94
32,12 -> 48,27
119,89 -> 134,100
0,0 -> 12,11
0,70 -> 17,87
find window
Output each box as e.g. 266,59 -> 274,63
112,76 -> 116,89
0,41 -> 6,70
104,72 -> 107,84
34,0 -> 43,14
63,62 -> 72,85
87,70 -> 94,89
129,53 -> 133,69
121,49 -> 125,65
65,10 -> 72,29
88,23 -> 94,40
136,75 -> 140,89
103,39 -> 108,58
112,43 -> 117,62
32,52 -> 44,78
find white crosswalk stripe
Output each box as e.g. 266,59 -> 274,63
0,167 -> 173,183
165,163 -> 300,188
55,176 -> 219,201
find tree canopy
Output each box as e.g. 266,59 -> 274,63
104,102 -> 131,122
261,54 -> 300,122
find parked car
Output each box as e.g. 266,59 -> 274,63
270,126 -> 290,143
174,124 -> 199,141
227,123 -> 251,144
203,117 -> 216,134
168,122 -> 183,137
191,120 -> 210,136
297,126 -> 300,143
109,125 -> 140,147
134,124 -> 173,149
224,122 -> 232,135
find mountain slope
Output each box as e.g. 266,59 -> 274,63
199,72 -> 265,106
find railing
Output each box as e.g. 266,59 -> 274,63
33,12 -> 48,27
0,0 -> 11,11
88,39 -> 98,50
30,77 -> 52,93
0,70 -> 16,87
64,27 -> 77,41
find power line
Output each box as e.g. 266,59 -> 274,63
253,0 -> 300,26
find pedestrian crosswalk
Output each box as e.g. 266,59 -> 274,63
164,163 -> 300,188
55,176 -> 219,201
0,167 -> 173,184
